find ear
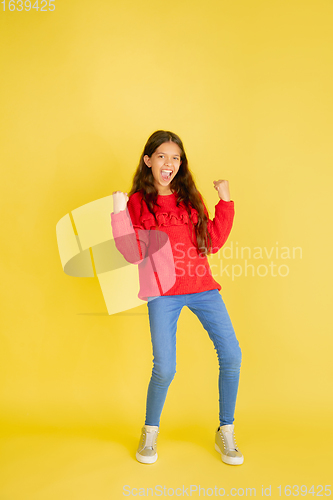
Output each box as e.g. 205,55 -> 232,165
143,155 -> 151,168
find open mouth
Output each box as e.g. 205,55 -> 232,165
160,169 -> 173,181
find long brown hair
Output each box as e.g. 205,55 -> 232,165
128,130 -> 212,255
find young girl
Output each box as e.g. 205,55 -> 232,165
111,130 -> 243,466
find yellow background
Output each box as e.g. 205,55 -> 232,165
1,0 -> 332,498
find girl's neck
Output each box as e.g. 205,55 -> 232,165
156,187 -> 175,196
154,181 -> 174,196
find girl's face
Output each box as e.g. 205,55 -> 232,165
144,141 -> 182,195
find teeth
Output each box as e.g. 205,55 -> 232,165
161,170 -> 172,173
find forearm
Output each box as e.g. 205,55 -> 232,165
111,208 -> 147,264
208,199 -> 235,252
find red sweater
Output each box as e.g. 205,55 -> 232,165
111,191 -> 234,300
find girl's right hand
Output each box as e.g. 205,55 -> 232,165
112,191 -> 129,214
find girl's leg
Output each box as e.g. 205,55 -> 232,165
186,289 -> 242,426
145,295 -> 185,426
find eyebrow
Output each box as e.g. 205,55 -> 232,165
158,152 -> 180,157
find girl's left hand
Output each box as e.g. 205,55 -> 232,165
213,179 -> 231,202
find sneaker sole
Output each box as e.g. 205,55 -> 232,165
215,443 -> 244,465
135,451 -> 158,464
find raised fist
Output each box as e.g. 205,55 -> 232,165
213,180 -> 231,202
112,191 -> 129,214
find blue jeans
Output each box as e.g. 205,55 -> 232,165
145,289 -> 242,427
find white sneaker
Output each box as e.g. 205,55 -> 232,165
136,425 -> 159,464
215,424 -> 244,465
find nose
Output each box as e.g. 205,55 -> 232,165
165,157 -> 173,167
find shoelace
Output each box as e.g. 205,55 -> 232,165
144,430 -> 157,449
221,428 -> 238,451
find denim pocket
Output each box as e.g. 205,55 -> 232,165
147,296 -> 158,302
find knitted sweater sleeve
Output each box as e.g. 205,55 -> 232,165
110,207 -> 149,264
206,199 -> 235,253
